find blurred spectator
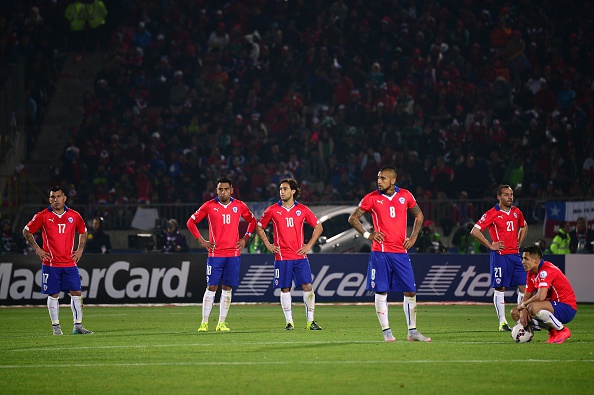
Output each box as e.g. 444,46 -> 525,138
569,217 -> 594,254
415,220 -> 447,253
1,219 -> 24,254
158,219 -> 188,253
550,221 -> 571,254
86,216 -> 112,254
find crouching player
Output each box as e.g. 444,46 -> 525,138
511,244 -> 577,344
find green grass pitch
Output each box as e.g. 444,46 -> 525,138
1,304 -> 593,394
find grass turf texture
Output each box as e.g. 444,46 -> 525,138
1,304 -> 593,394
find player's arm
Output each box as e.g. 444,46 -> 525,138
187,211 -> 214,250
72,231 -> 87,263
237,209 -> 257,250
256,223 -> 279,254
349,207 -> 381,242
297,222 -> 323,255
516,290 -> 534,326
470,224 -> 503,252
22,227 -> 48,261
517,221 -> 528,248
404,204 -> 424,250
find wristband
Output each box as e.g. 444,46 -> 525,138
520,303 -> 527,310
363,231 -> 371,239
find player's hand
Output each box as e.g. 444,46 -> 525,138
519,309 -> 529,327
35,248 -> 48,261
491,241 -> 504,251
266,244 -> 280,254
297,245 -> 311,255
236,238 -> 247,250
370,231 -> 385,243
200,239 -> 215,250
403,237 -> 414,250
71,249 -> 83,263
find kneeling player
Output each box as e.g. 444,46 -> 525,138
511,244 -> 577,344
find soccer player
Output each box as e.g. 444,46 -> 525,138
348,165 -> 431,342
255,178 -> 323,330
22,186 -> 92,335
470,184 -> 528,331
187,176 -> 257,332
511,244 -> 576,344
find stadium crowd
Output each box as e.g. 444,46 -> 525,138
2,1 -> 593,230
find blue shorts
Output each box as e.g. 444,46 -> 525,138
273,259 -> 313,289
41,265 -> 82,295
489,252 -> 525,288
206,257 -> 241,287
367,252 -> 416,293
551,301 -> 577,324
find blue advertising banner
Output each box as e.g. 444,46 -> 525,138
0,254 -> 566,305
236,254 -> 566,303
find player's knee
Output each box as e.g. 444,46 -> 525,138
510,307 -> 520,321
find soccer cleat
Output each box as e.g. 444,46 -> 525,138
382,328 -> 396,342
285,322 -> 294,331
52,324 -> 63,336
408,331 -> 431,342
198,322 -> 209,332
72,325 -> 93,335
215,322 -> 230,332
546,328 -> 558,343
499,322 -> 512,332
306,321 -> 322,330
550,327 -> 571,344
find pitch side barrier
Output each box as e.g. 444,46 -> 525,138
2,254 -> 585,306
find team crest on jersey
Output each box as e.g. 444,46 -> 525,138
233,207 -> 238,213
514,212 -> 518,218
296,210 -> 302,216
496,278 -> 501,285
68,217 -> 74,223
399,197 -> 405,204
539,270 -> 548,280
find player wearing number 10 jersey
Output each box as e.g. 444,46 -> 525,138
187,177 -> 257,332
256,178 -> 323,331
471,184 -> 529,331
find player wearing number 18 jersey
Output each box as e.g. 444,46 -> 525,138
471,184 -> 528,331
256,178 -> 323,331
187,177 -> 257,332
349,166 -> 431,342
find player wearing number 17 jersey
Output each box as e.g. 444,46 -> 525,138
187,177 -> 257,332
22,186 -> 92,335
256,178 -> 323,331
470,184 -> 528,331
348,165 -> 431,342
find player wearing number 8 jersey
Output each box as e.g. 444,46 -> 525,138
348,165 -> 431,342
187,177 -> 257,332
470,184 -> 528,332
256,178 -> 323,331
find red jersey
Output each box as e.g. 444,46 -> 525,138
258,201 -> 319,261
25,206 -> 87,267
526,260 -> 577,310
358,187 -> 417,253
474,204 -> 526,255
187,197 -> 256,258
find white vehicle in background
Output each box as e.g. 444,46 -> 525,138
305,205 -> 373,253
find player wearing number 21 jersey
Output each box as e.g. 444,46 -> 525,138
471,184 -> 528,332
